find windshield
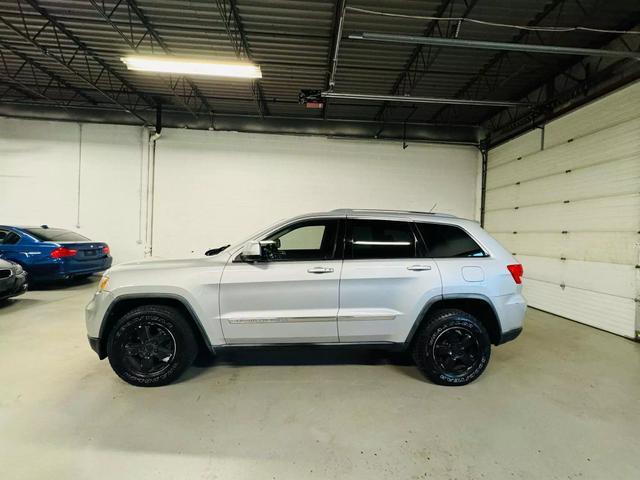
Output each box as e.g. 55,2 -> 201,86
24,228 -> 90,242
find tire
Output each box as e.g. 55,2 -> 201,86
107,305 -> 197,387
412,309 -> 491,386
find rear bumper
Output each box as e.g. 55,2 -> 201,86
497,327 -> 522,345
27,257 -> 112,281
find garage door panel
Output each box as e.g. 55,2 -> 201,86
485,184 -> 517,210
524,278 -> 635,338
487,118 -> 640,189
488,129 -> 541,169
545,82 -> 640,148
487,83 -> 639,339
487,156 -> 640,209
519,255 -> 636,299
485,194 -> 640,233
493,232 -> 638,265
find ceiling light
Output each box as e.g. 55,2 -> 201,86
121,55 -> 262,79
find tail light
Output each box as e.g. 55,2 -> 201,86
50,247 -> 77,259
103,245 -> 110,255
507,264 -> 523,284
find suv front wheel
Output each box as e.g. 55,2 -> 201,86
107,305 -> 197,387
413,309 -> 491,386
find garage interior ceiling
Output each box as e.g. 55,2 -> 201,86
0,0 -> 639,145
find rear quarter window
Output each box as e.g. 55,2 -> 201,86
416,223 -> 487,258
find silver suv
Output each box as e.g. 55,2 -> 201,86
86,209 -> 526,387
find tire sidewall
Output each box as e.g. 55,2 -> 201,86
108,309 -> 194,387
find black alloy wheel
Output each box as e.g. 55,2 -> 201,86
431,326 -> 482,378
121,321 -> 177,377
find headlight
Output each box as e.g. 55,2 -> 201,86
98,275 -> 110,292
13,264 -> 23,275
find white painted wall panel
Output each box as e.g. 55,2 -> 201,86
486,81 -> 640,338
0,119 -> 80,225
0,119 -> 147,263
152,129 -> 479,258
1,117 -> 479,266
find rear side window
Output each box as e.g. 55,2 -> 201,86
0,230 -> 20,245
348,219 -> 416,259
417,223 -> 487,258
23,228 -> 89,242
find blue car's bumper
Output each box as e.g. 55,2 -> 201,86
28,256 -> 112,281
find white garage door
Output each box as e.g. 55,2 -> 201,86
485,82 -> 640,339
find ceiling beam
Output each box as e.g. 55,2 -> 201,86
322,91 -> 530,107
215,0 -> 270,117
374,0 -> 480,123
1,0 -> 155,124
429,0 -> 567,123
0,101 -> 483,145
322,0 -> 346,119
0,39 -> 97,105
123,0 -> 213,115
87,0 -> 211,118
484,17 -> 640,146
350,33 -> 640,59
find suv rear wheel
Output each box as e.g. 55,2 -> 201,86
413,309 -> 491,386
107,305 -> 197,387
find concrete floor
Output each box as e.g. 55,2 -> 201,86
0,279 -> 638,480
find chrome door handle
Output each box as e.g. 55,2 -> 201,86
307,267 -> 334,274
407,265 -> 432,271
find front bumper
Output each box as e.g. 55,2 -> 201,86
0,271 -> 28,300
86,290 -> 114,359
87,336 -> 106,359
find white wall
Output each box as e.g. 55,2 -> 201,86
152,130 -> 479,257
1,117 -> 480,263
485,81 -> 640,339
0,119 -> 147,263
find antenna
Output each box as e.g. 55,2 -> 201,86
428,203 -> 437,213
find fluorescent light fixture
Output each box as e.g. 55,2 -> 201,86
121,55 -> 262,79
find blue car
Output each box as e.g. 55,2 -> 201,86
0,225 -> 112,282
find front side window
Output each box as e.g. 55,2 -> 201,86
416,223 -> 487,258
348,219 -> 416,259
262,219 -> 338,261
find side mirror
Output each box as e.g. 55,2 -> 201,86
240,241 -> 263,262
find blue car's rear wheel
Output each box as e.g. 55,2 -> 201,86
107,305 -> 197,387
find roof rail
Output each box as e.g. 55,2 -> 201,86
330,208 -> 456,218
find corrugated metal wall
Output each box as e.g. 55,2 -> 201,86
485,81 -> 640,339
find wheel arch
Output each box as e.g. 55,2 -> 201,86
406,294 -> 503,347
98,294 -> 213,359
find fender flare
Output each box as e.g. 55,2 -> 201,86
98,293 -> 214,357
403,293 -> 503,346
